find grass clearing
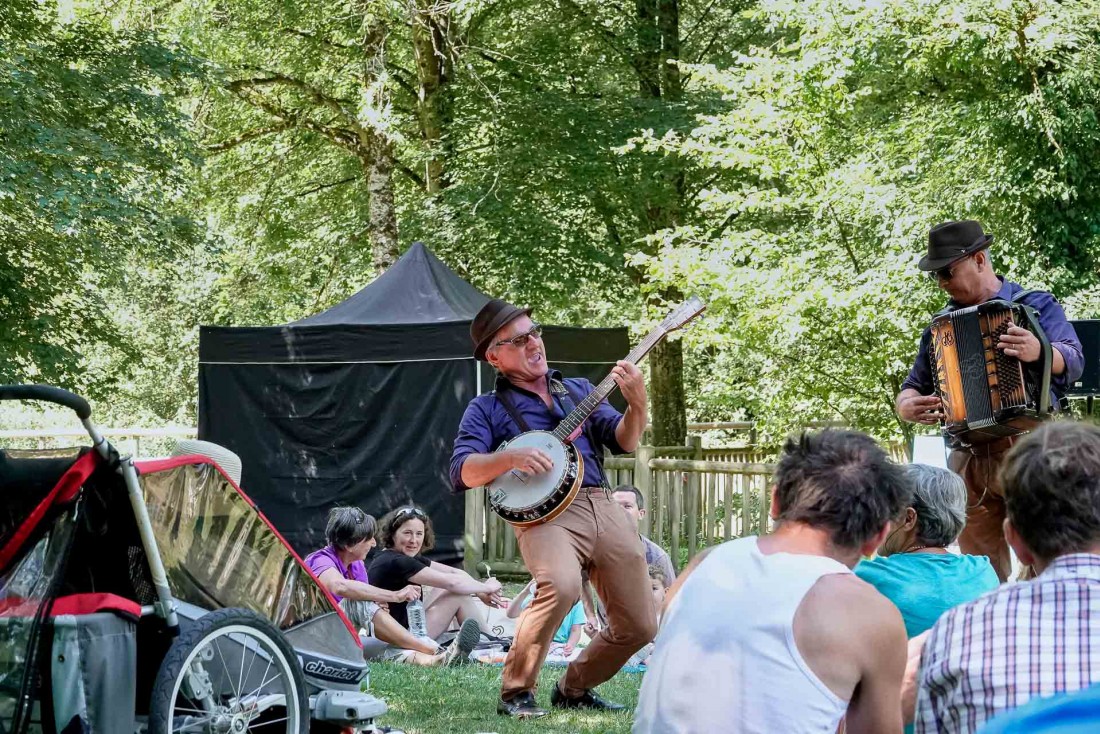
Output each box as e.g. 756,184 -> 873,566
368,660 -> 642,733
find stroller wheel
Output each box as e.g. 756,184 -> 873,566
147,608 -> 308,734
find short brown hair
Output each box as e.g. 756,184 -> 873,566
1002,421 -> 1100,561
647,563 -> 667,586
378,506 -> 435,552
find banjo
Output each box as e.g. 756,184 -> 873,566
486,296 -> 706,527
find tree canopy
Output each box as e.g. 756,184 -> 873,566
3,0 -> 1098,437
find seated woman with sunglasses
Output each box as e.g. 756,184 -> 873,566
370,506 -> 504,643
306,507 -> 470,666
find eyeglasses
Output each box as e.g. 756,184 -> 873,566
927,256 -> 969,283
493,324 -> 543,350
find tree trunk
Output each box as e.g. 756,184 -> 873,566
635,0 -> 688,446
650,336 -> 687,446
364,140 -> 399,272
412,0 -> 453,194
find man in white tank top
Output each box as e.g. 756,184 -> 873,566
634,430 -> 912,734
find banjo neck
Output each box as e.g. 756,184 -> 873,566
550,326 -> 666,442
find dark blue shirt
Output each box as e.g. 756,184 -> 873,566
449,370 -> 625,492
901,278 -> 1084,400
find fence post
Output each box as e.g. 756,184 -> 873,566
464,488 -> 484,576
685,436 -> 701,561
634,444 -> 654,538
668,468 -> 680,570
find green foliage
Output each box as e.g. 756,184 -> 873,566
0,0 -> 201,399
633,0 -> 1100,442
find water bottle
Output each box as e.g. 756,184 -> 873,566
406,598 -> 428,638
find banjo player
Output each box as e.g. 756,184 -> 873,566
450,298 -> 655,719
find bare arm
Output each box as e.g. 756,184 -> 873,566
612,361 -> 647,452
459,448 -> 553,488
408,565 -> 501,596
563,623 -> 582,653
844,591 -> 908,734
895,388 -> 942,425
506,580 -> 535,620
315,568 -> 418,604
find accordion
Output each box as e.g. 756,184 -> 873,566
930,299 -> 1053,448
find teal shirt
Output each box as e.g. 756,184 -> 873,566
854,552 -> 1000,638
518,596 -> 585,644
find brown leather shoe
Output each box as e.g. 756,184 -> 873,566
497,691 -> 549,719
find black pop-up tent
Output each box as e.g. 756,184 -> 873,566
197,242 -> 628,563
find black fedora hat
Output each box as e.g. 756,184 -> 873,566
471,298 -> 532,361
919,220 -> 994,271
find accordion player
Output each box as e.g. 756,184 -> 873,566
930,298 -> 1054,448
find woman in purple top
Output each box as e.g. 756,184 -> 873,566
306,507 -> 466,666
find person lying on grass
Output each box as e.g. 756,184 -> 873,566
305,506 -> 470,666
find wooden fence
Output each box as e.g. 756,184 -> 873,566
465,438 -> 778,576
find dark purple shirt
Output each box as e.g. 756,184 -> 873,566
449,370 -> 625,492
901,278 -> 1084,401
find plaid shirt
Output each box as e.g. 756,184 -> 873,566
915,553 -> 1100,734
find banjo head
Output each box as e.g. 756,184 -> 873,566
487,431 -> 571,513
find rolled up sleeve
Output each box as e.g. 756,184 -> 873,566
449,399 -> 494,494
1031,292 -> 1085,391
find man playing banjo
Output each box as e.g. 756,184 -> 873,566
450,298 -> 656,719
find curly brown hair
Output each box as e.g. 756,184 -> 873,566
378,505 -> 435,552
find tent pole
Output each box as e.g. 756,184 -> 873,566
475,360 -> 482,395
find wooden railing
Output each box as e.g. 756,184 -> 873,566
0,427 -> 196,459
465,439 -> 778,576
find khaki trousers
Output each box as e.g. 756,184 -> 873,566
501,487 -> 656,700
949,439 -> 1017,582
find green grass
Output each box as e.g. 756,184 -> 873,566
368,659 -> 642,733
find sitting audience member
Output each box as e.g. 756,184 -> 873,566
369,506 -> 503,641
915,421 -> 1100,734
305,507 -> 467,666
613,485 -> 676,588
856,464 -> 999,638
648,563 -> 668,612
507,580 -> 586,658
635,430 -> 912,734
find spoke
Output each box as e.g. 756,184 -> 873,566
249,717 -> 290,730
238,663 -> 283,710
214,635 -> 237,702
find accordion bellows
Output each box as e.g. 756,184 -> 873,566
930,300 -> 1051,448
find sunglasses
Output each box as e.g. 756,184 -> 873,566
493,323 -> 543,349
394,507 -> 427,521
927,255 -> 970,283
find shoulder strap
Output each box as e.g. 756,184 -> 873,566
1011,288 -> 1036,303
494,389 -> 531,434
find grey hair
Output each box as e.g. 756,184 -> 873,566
907,464 -> 967,547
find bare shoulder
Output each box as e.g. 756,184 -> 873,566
801,573 -> 906,646
794,573 -> 907,700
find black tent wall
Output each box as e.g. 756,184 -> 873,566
198,324 -> 628,564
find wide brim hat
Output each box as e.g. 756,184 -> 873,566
919,219 -> 994,271
471,298 -> 532,361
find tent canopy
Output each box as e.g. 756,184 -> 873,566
198,243 -> 628,563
